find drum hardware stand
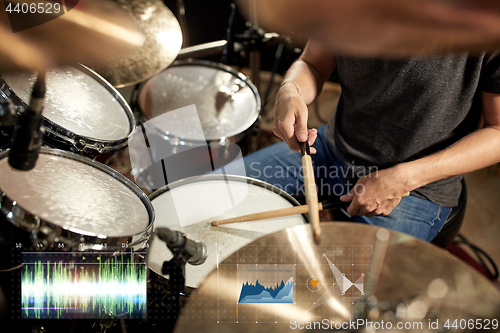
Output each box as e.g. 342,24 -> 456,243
8,71 -> 46,171
221,2 -> 237,65
155,227 -> 208,327
234,23 -> 267,94
175,0 -> 189,47
0,99 -> 17,151
0,99 -> 17,129
161,247 -> 186,327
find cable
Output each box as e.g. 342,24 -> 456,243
453,234 -> 499,280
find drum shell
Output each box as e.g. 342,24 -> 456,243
0,65 -> 135,163
132,140 -> 243,194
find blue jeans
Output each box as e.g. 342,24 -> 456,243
240,125 -> 451,242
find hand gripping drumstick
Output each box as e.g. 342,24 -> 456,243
300,141 -> 321,244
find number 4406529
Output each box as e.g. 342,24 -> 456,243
5,2 -> 61,14
444,319 -> 498,330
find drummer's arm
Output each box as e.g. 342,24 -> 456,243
341,91 -> 500,217
273,40 -> 337,153
403,92 -> 500,192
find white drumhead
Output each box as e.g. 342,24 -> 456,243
147,177 -> 305,288
3,67 -> 131,141
0,151 -> 150,237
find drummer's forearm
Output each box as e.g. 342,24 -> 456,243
282,40 -> 337,104
400,93 -> 500,191
402,127 -> 500,190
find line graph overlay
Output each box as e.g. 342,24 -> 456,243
299,246 -> 372,316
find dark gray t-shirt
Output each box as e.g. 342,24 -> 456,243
326,53 -> 500,207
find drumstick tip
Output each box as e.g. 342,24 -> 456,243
313,231 -> 321,244
211,221 -> 219,226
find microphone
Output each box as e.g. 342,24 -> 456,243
8,74 -> 45,171
220,2 -> 236,64
155,227 -> 208,266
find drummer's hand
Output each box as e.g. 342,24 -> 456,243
339,166 -> 410,217
273,83 -> 317,154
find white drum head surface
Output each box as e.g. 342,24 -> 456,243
3,67 -> 131,141
139,64 -> 259,141
148,178 -> 305,288
0,152 -> 149,237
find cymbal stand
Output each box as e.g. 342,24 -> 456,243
176,0 -> 190,47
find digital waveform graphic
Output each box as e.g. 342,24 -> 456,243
21,252 -> 147,319
238,277 -> 293,303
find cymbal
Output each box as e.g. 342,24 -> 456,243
0,24 -> 48,73
0,0 -> 145,72
174,222 -> 500,332
88,0 -> 183,88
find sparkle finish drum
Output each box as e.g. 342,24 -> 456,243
147,175 -> 306,288
0,65 -> 135,162
0,148 -> 154,252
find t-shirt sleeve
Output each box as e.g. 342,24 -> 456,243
479,51 -> 500,93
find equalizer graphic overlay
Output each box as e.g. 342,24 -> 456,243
21,251 -> 147,319
215,245 -> 372,324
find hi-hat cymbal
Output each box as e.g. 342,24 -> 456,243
173,222 -> 500,332
0,0 -> 145,73
88,0 -> 183,88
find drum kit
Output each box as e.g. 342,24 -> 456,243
0,0 -> 498,332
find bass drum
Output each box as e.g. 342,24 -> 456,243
147,174 -> 306,288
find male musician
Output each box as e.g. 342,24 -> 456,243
242,40 -> 500,242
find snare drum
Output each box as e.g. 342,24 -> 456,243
0,148 -> 154,252
147,175 -> 305,288
0,65 -> 135,162
133,61 -> 260,190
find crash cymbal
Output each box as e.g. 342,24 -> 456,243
0,0 -> 144,72
0,24 -> 48,73
88,0 -> 183,88
174,222 -> 500,332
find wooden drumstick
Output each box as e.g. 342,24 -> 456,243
300,141 -> 321,244
211,200 -> 346,226
210,192 -> 410,226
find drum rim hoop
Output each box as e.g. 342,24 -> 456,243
148,174 -> 309,223
136,59 -> 262,143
